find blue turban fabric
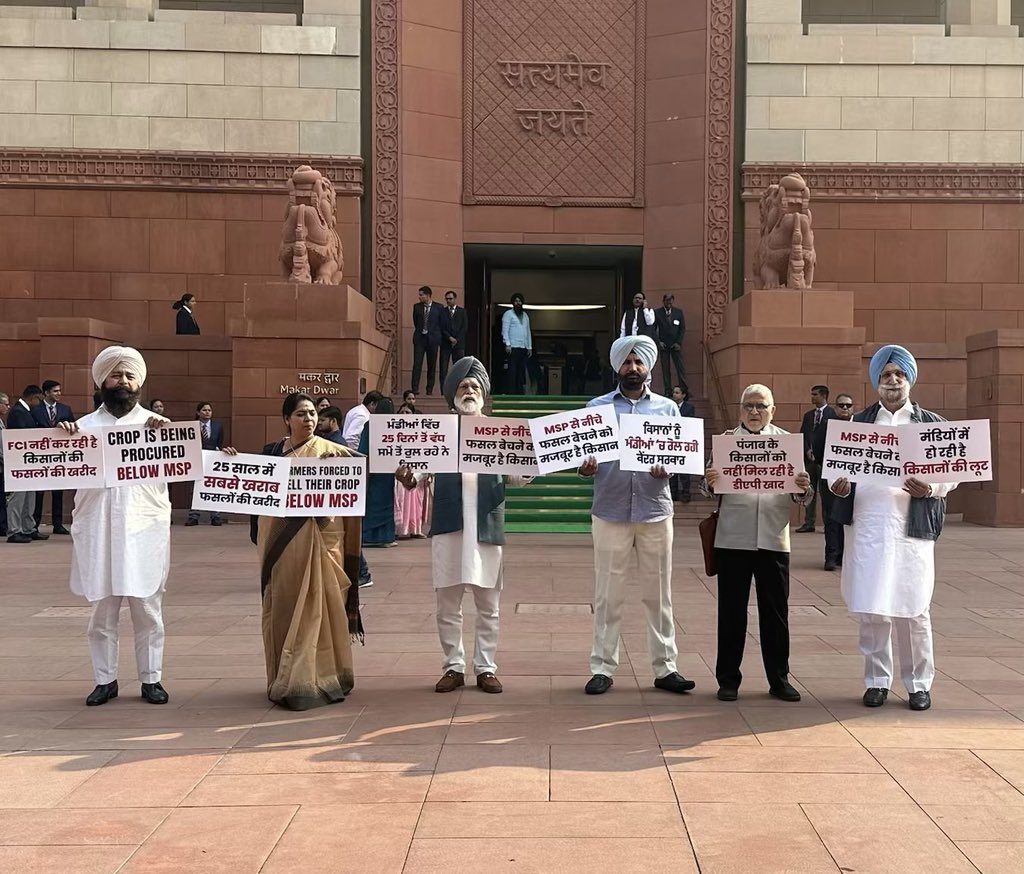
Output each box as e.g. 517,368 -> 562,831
869,344 -> 917,387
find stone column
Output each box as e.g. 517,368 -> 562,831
943,0 -> 1017,35
964,329 -> 1024,527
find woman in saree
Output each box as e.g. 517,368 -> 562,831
358,396 -> 398,547
250,392 -> 364,710
394,395 -> 431,538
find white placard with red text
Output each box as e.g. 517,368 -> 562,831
821,420 -> 905,487
191,450 -> 289,515
369,414 -> 459,474
2,427 -> 105,491
101,420 -> 202,487
712,432 -> 805,493
899,419 -> 992,484
528,404 -> 620,475
618,414 -> 704,475
458,417 -> 539,476
283,456 -> 366,517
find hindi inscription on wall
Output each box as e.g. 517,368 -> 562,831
463,0 -> 645,207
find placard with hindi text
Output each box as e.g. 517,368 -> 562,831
528,405 -> 620,475
458,417 -> 539,476
711,432 -> 805,493
191,450 -> 289,516
2,427 -> 104,491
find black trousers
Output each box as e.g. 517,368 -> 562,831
439,342 -> 465,386
820,482 -> 844,563
660,345 -> 686,394
34,490 -> 65,527
0,480 -> 7,534
508,347 -> 528,394
715,547 -> 791,691
411,339 -> 439,394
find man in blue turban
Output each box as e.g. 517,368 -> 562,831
577,335 -> 695,697
828,344 -> 955,713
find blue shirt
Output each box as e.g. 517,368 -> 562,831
587,386 -> 679,524
501,309 -> 532,351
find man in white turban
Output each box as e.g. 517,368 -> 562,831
577,335 -> 695,696
60,346 -> 173,706
829,344 -> 955,712
399,356 -> 530,694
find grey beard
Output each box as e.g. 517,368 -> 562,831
879,384 -> 909,407
456,397 -> 481,415
101,386 -> 140,418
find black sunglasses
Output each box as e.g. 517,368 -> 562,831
836,403 -> 854,408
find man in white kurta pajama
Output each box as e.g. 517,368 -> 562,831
62,347 -> 173,706
400,357 -> 526,695
829,345 -> 955,712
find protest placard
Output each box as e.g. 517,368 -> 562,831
101,421 -> 203,487
711,432 -> 805,493
368,414 -> 459,474
283,456 -> 366,517
2,427 -> 105,491
619,415 -> 704,475
191,450 -> 290,516
458,417 -> 538,476
528,404 -> 620,476
900,419 -> 992,484
821,420 -> 903,487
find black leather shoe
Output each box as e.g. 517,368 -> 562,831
86,681 -> 118,706
210,518 -> 223,526
769,682 -> 802,702
184,519 -> 198,527
795,525 -> 815,533
585,674 -> 613,695
824,559 -> 837,571
654,672 -> 696,694
7,533 -> 32,544
29,530 -> 49,541
717,687 -> 738,701
908,691 -> 931,711
863,687 -> 889,707
52,526 -> 71,535
141,682 -> 169,704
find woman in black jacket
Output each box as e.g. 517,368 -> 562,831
172,294 -> 200,335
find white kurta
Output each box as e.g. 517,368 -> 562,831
840,401 -> 956,618
70,404 -> 172,603
431,473 -> 503,590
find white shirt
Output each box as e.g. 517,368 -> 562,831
619,307 -> 656,337
839,400 -> 956,618
69,403 -> 172,602
341,403 -> 370,450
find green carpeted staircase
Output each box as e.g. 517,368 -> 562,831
491,395 -> 595,534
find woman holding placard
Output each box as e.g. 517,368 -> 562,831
250,392 -> 364,711
704,384 -> 811,704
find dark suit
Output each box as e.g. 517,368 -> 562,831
800,405 -> 837,533
411,301 -> 444,394
176,308 -> 200,335
439,305 -> 468,384
0,418 -> 6,535
188,419 -> 224,523
655,306 -> 686,394
32,400 -> 75,528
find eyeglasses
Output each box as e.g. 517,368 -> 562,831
836,403 -> 854,408
742,403 -> 770,412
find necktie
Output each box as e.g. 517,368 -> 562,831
422,304 -> 429,333
814,408 -> 822,427
632,309 -> 639,334
202,421 -> 210,442
48,405 -> 56,426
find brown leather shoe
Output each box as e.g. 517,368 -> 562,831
476,672 -> 503,694
434,670 -> 465,693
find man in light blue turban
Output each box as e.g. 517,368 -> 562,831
577,334 -> 695,697
828,343 -> 955,713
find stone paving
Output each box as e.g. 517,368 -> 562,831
2,520 -> 1024,872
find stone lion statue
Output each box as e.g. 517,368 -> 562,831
752,173 -> 815,289
279,165 -> 344,285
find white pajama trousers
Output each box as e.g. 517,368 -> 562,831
435,583 -> 501,676
87,589 -> 165,685
858,610 -> 935,693
590,516 -> 678,680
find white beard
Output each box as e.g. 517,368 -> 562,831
456,396 -> 481,415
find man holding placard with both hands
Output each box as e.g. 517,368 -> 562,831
827,345 -> 956,712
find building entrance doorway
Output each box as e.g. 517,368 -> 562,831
464,244 -> 642,396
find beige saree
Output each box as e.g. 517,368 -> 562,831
257,435 -> 364,710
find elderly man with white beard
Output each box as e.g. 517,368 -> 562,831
399,356 -> 528,695
578,335 -> 695,696
58,346 -> 173,706
829,345 -> 956,712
